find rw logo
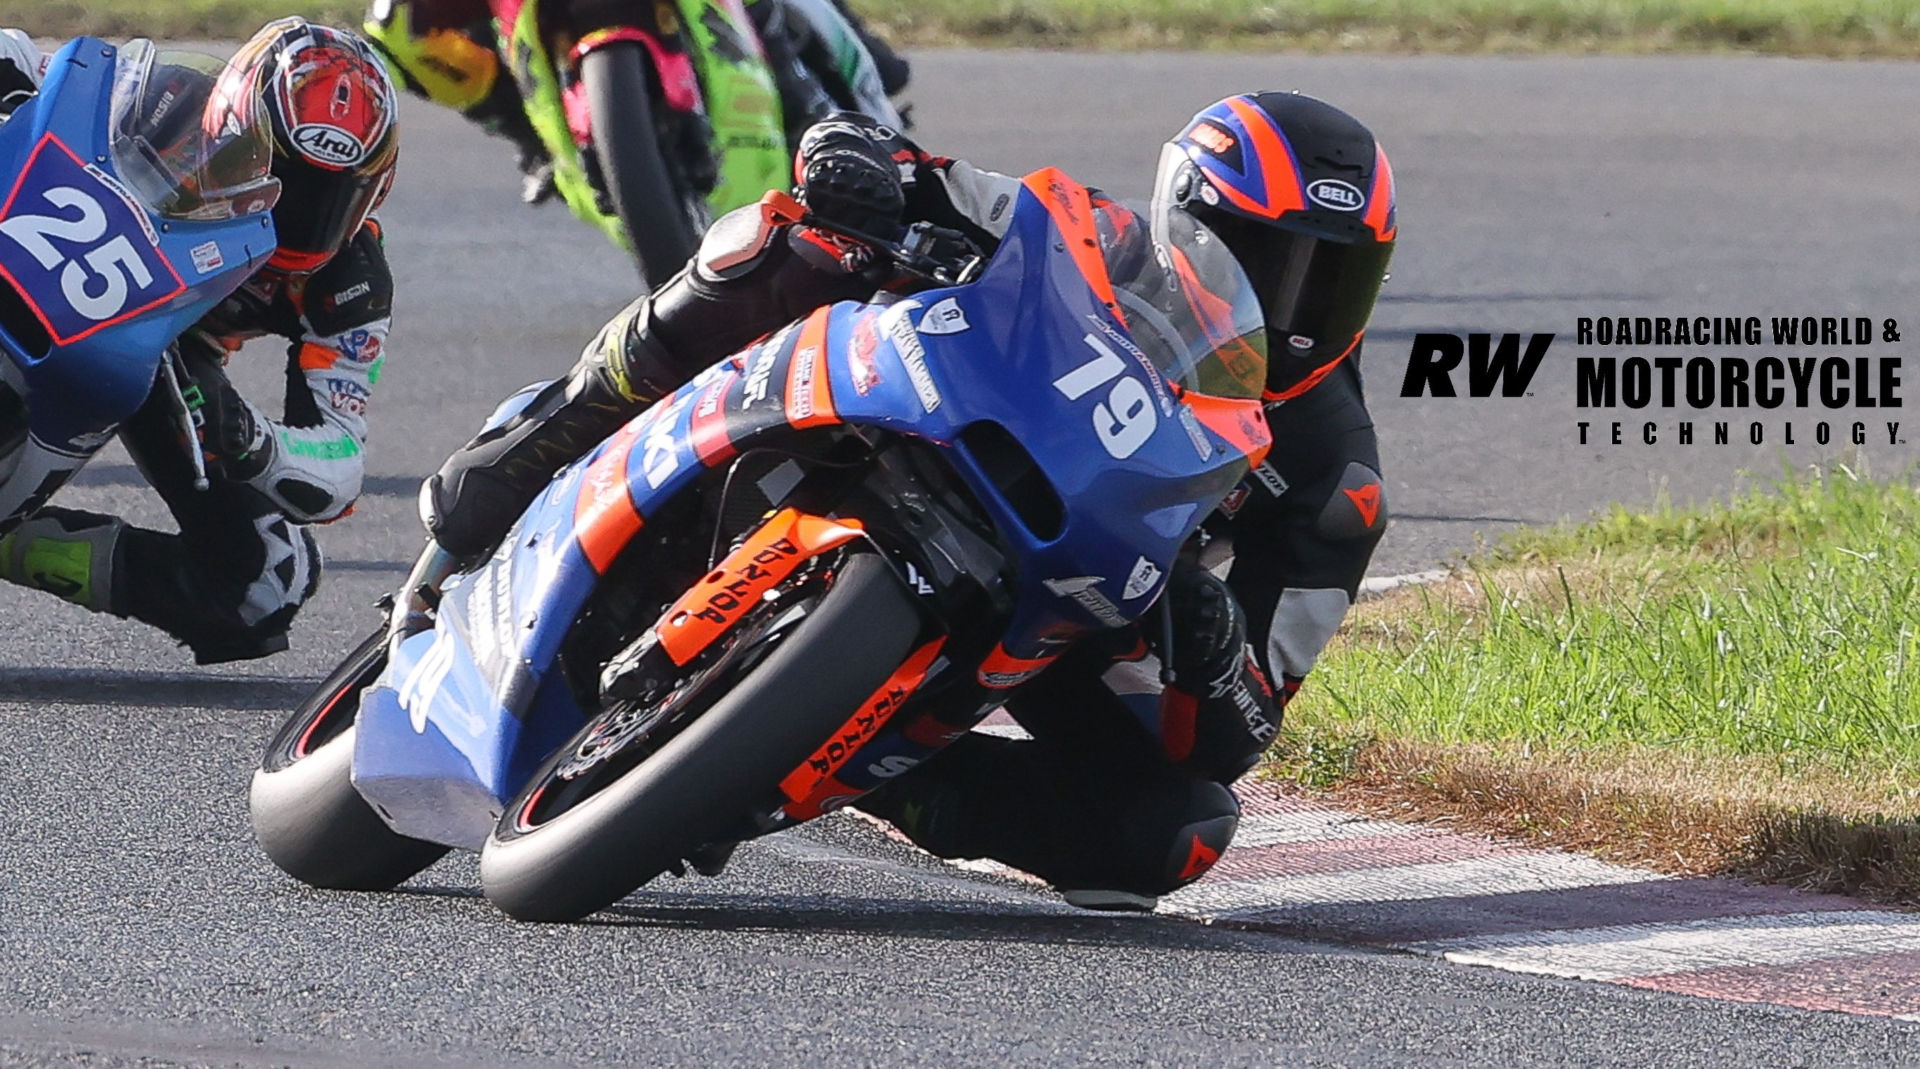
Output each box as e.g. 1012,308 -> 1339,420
1399,333 -> 1555,398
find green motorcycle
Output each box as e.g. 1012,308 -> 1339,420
372,0 -> 791,287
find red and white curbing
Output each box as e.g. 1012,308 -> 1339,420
949,569 -> 1920,1020
1169,790 -> 1920,1022
965,716 -> 1919,1022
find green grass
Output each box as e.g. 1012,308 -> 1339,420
16,2 -> 361,41
1269,466 -> 1920,899
860,0 -> 1920,56
15,0 -> 1920,57
1300,467 -> 1920,768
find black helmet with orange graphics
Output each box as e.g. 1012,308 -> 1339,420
225,18 -> 399,273
1152,92 -> 1395,399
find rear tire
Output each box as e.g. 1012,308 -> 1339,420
579,42 -> 702,289
480,551 -> 919,922
249,628 -> 449,891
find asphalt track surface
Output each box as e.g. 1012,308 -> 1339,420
3,51 -> 1918,1065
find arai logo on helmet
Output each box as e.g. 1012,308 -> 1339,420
1306,178 -> 1365,212
292,123 -> 367,167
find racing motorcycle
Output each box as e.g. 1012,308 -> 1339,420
0,39 -> 282,534
250,175 -> 1273,922
370,0 -> 899,288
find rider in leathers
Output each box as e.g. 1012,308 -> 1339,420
427,94 -> 1395,907
0,21 -> 401,665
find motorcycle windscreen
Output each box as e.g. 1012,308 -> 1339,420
1106,199 -> 1268,402
106,40 -> 281,222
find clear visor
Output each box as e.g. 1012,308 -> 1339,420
108,40 -> 281,222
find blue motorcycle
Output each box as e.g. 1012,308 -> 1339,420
0,38 -> 282,533
252,177 -> 1274,922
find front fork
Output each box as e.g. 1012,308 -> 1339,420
387,538 -> 459,644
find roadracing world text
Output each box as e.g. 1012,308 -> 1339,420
1400,316 -> 1906,446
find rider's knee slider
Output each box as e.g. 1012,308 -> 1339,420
1315,461 -> 1388,542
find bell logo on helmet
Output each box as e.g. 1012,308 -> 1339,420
292,123 -> 367,167
1306,178 -> 1365,212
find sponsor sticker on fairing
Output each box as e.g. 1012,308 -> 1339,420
848,312 -> 883,395
190,241 -> 224,274
879,300 -> 942,412
1177,404 -> 1213,459
1087,313 -> 1172,416
83,161 -> 161,246
1122,556 -> 1162,601
789,345 -> 818,420
918,297 -> 970,336
741,323 -> 796,408
1042,575 -> 1127,628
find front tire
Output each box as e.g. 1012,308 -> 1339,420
249,627 -> 449,891
579,42 -> 702,289
480,551 -> 919,922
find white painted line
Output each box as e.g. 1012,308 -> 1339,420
1358,568 -> 1452,598
1232,808 -> 1442,847
1162,852 -> 1664,915
1410,910 -> 1920,983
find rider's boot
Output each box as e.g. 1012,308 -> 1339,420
857,732 -> 1240,912
0,509 -> 122,615
0,507 -> 310,664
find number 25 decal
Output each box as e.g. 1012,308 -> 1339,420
0,186 -> 156,320
1052,334 -> 1157,459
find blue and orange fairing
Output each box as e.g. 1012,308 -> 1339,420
353,170 -> 1271,848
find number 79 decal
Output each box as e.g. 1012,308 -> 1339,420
0,135 -> 184,346
1052,333 -> 1158,459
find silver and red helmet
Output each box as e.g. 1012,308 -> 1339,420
1153,92 -> 1395,397
225,18 -> 399,273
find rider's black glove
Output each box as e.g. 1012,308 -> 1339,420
1163,555 -> 1247,687
796,116 -> 905,240
180,339 -> 272,482
1157,554 -> 1283,780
